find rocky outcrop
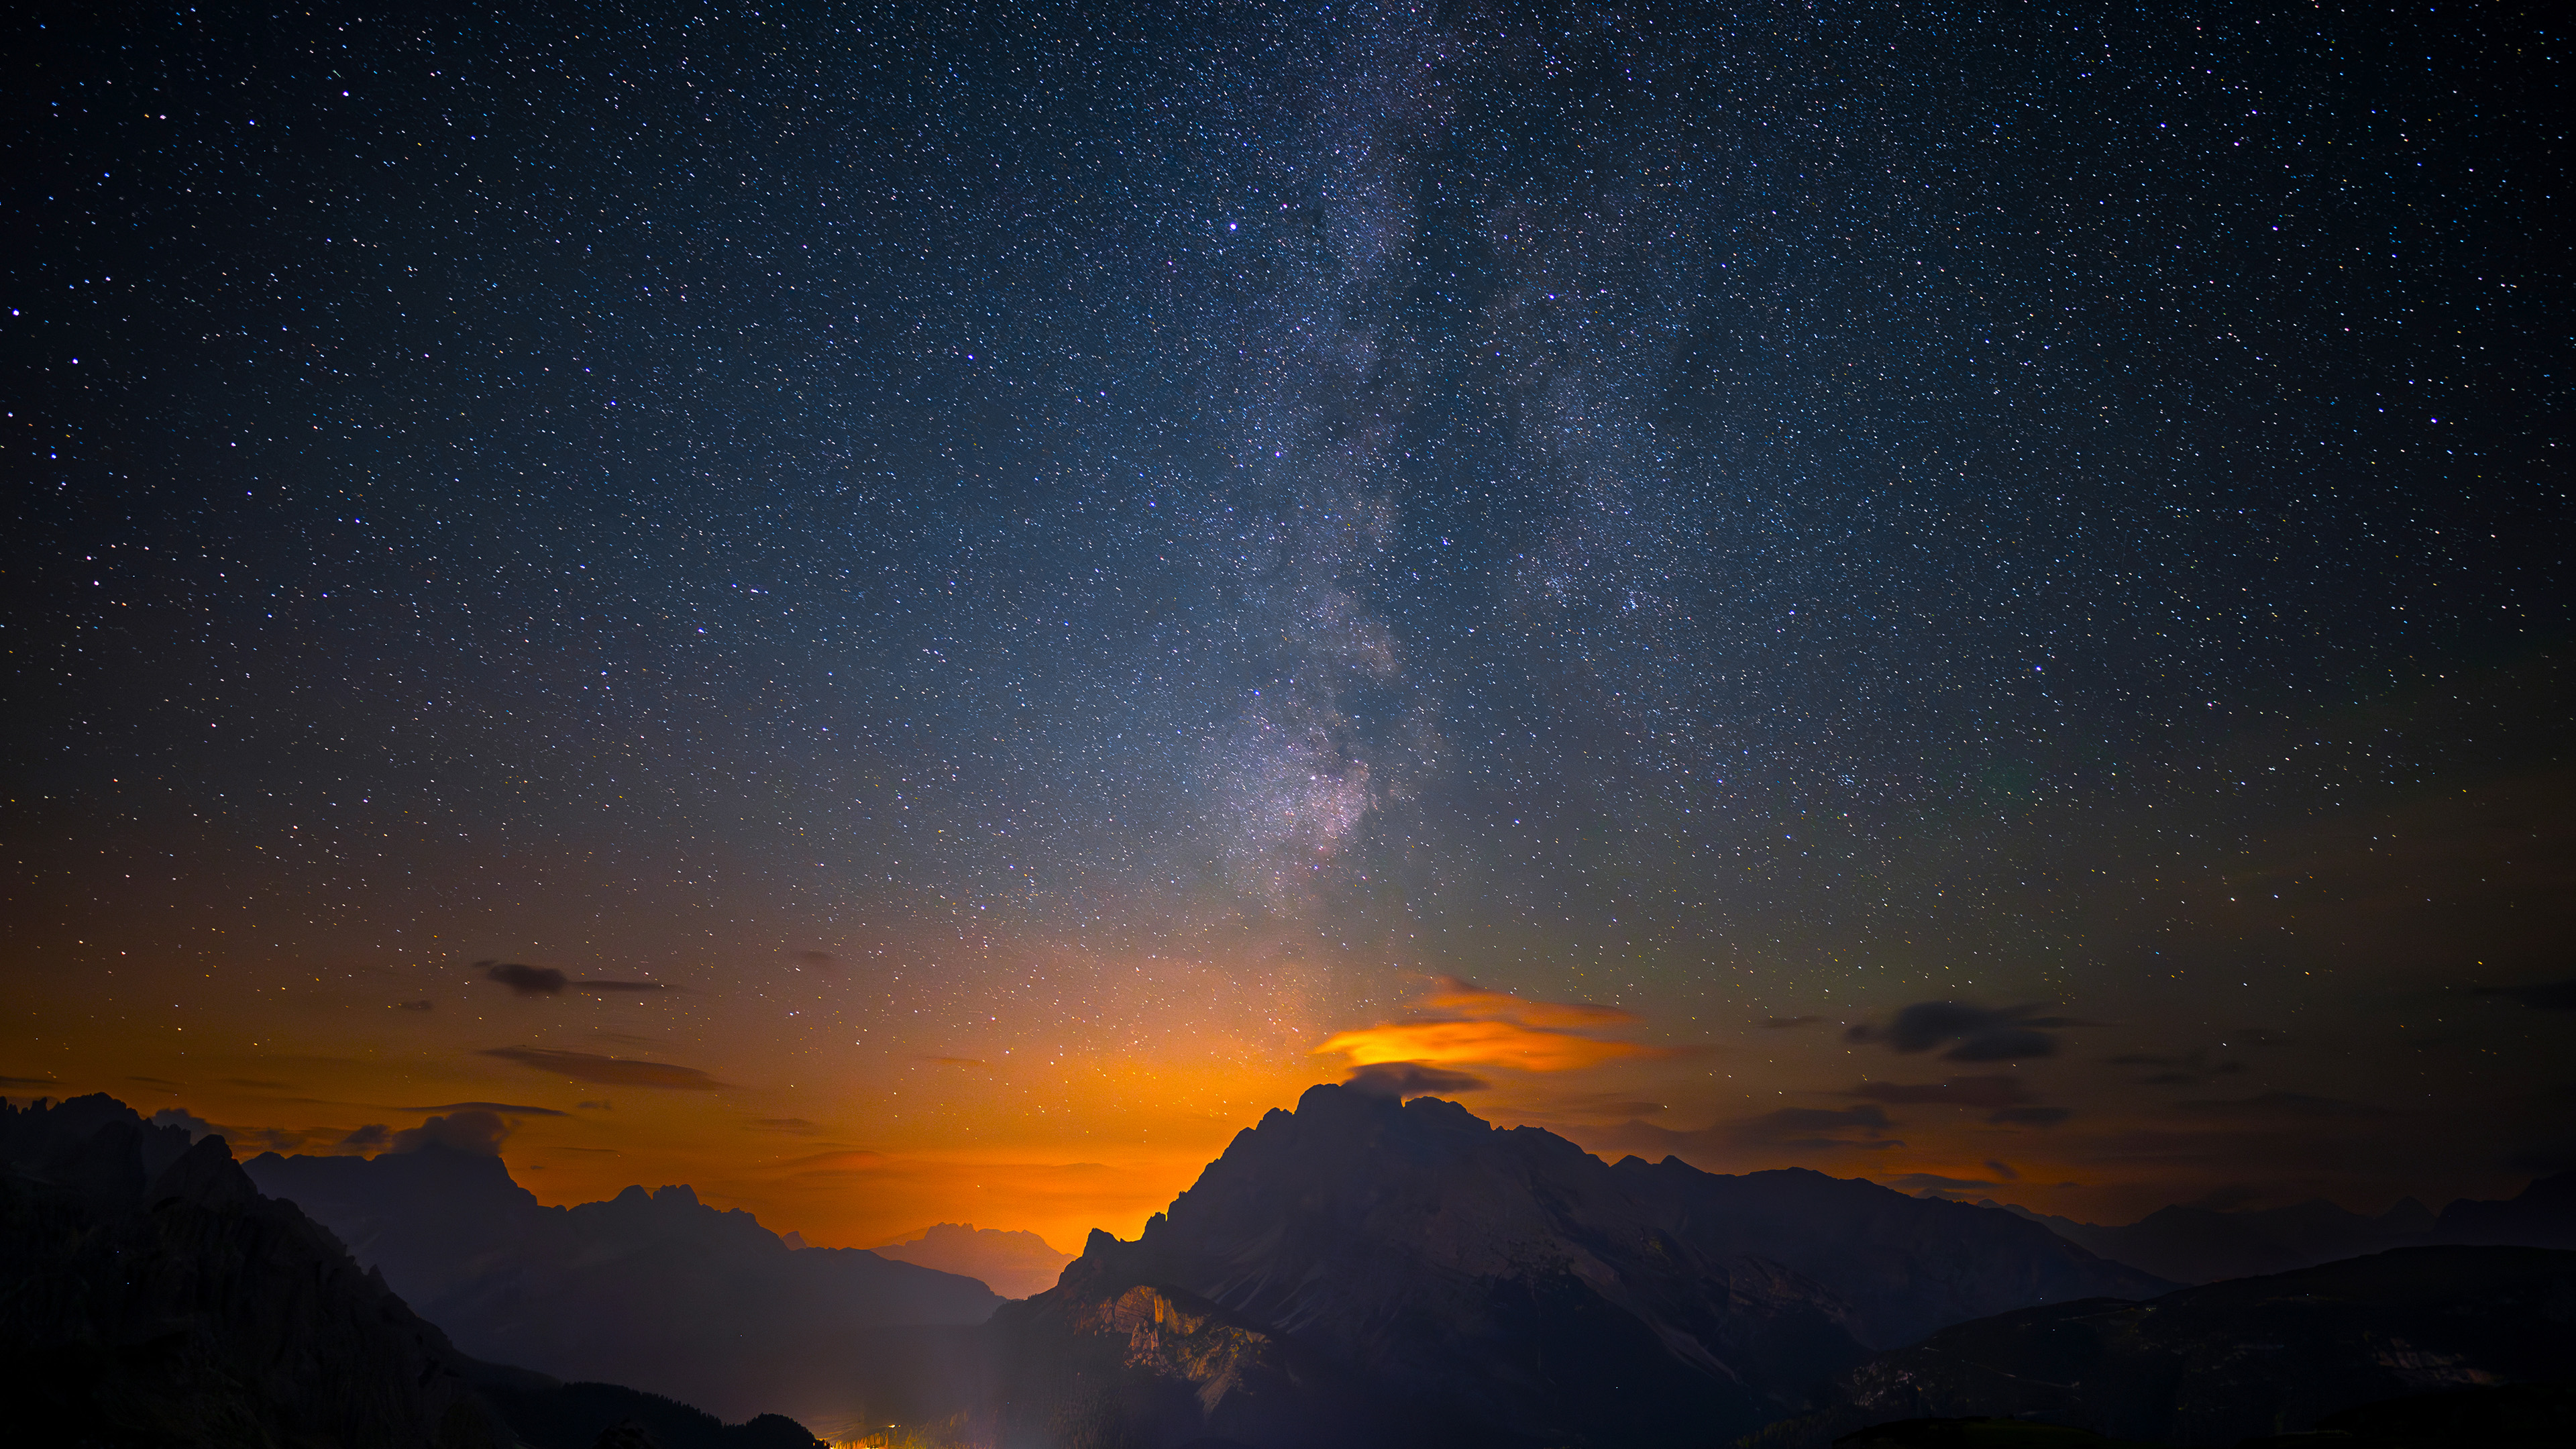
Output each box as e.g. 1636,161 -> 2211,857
0,1093 -> 506,1449
246,1141 -> 1003,1432
973,1086 -> 2170,1448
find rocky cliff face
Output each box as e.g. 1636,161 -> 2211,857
0,1094 -> 506,1449
246,1140 -> 1004,1434
974,1085 -> 2169,1448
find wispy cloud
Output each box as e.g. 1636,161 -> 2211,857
479,961 -> 671,997
1316,976 -> 1668,1075
1846,1000 -> 2077,1062
480,1046 -> 727,1090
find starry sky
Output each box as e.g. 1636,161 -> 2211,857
6,0 -> 2569,1252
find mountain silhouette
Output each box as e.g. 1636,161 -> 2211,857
872,1222 -> 1077,1299
0,1094 -> 507,1448
1996,1196 -> 2436,1284
1993,1167 -> 2576,1283
246,1139 -> 1003,1434
2430,1167 -> 2576,1248
971,1085 -> 2169,1448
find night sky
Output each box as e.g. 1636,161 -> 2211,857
7,1 -> 2568,1252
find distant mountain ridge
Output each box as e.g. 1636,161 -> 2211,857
1992,1167 -> 2576,1283
970,1085 -> 2172,1448
246,1139 -> 1003,1435
872,1222 -> 1076,1298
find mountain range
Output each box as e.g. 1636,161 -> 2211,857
27,1083 -> 2576,1448
1996,1168 -> 2576,1283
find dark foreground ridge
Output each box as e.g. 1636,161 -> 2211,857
0,1093 -> 506,1449
2,1093 -> 837,1449
1756,1244 -> 2576,1447
971,1084 -> 2171,1448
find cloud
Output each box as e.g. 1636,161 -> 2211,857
399,1100 -> 572,1117
1984,1159 -> 2021,1181
1343,1061 -> 1491,1098
2473,979 -> 2576,1010
390,1110 -> 511,1156
340,1124 -> 391,1150
480,960 -> 669,996
1849,1075 -> 2031,1109
484,961 -> 568,996
129,1075 -> 182,1088
1761,1015 -> 1825,1029
2187,1183 -> 2261,1212
1846,1000 -> 2074,1061
392,1000 -> 434,1012
2172,1092 -> 2394,1120
578,1099 -> 612,1110
794,950 -> 839,972
1987,1106 -> 2073,1126
1316,977 -> 1668,1075
0,1074 -> 60,1087
1421,976 -> 1635,1030
150,1108 -> 220,1142
480,1045 -> 727,1090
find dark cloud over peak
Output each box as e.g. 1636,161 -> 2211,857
1847,1001 -> 2073,1062
150,1108 -> 219,1141
391,1110 -> 511,1155
340,1124 -> 390,1150
1344,1061 -> 1491,1098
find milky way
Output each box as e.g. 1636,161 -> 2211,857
8,2 -> 2568,1236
